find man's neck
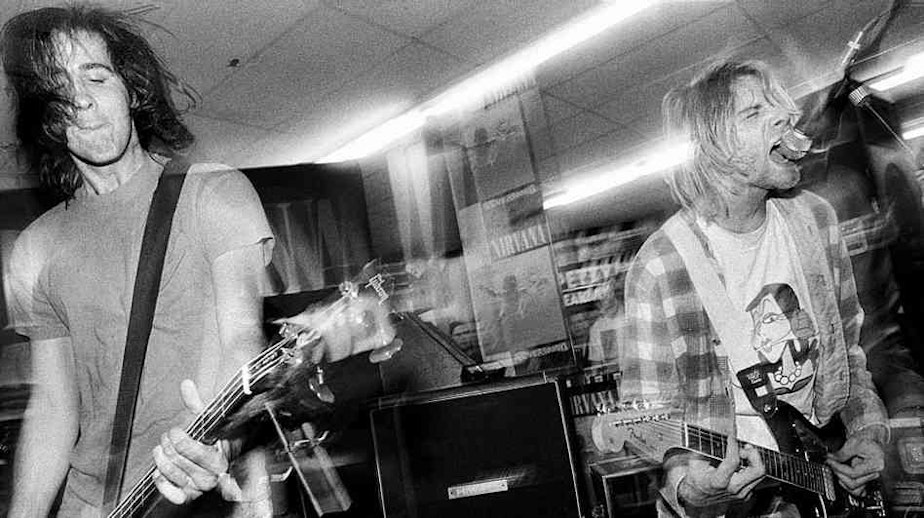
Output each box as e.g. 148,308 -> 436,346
712,188 -> 769,233
77,146 -> 158,196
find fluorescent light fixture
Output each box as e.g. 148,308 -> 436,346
543,140 -> 691,209
425,1 -> 654,118
903,124 -> 924,141
317,1 -> 655,162
319,109 -> 427,163
869,51 -> 924,92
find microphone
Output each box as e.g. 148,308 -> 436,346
778,30 -> 870,161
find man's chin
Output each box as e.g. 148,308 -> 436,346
773,161 -> 802,189
69,148 -> 128,168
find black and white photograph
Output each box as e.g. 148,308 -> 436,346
1,1 -> 924,517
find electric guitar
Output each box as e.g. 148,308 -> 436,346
592,401 -> 887,517
106,260 -> 400,518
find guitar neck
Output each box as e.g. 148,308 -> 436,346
683,423 -> 836,500
106,260 -> 394,518
106,339 -> 294,518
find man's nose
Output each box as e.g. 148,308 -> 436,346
71,85 -> 94,110
769,107 -> 789,130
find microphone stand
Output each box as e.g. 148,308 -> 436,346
783,0 -> 917,166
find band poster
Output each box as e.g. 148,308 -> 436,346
448,93 -> 572,371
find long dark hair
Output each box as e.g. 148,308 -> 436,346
0,5 -> 198,199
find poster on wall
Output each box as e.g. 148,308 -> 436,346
462,95 -> 536,200
456,184 -> 570,368
444,90 -> 575,373
469,246 -> 568,360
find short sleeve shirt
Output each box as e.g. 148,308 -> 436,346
8,160 -> 274,513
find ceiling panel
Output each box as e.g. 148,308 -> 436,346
535,1 -> 727,91
545,4 -> 762,111
595,75 -> 677,128
554,125 -> 647,179
735,0 -> 839,29
549,110 -> 620,155
418,0 -> 596,65
276,41 -> 468,163
149,0 -> 322,94
326,0 -> 478,38
540,93 -> 584,125
197,5 -> 408,126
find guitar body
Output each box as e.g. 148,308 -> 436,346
749,401 -> 859,518
768,401 -> 886,518
592,401 -> 887,518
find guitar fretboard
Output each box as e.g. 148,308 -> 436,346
107,336 -> 303,517
683,422 -> 836,500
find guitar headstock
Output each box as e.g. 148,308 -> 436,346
276,258 -> 398,364
213,260 -> 400,440
591,402 -> 680,463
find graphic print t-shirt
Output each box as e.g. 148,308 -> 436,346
699,201 -> 819,449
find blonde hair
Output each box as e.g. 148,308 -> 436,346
662,60 -> 798,219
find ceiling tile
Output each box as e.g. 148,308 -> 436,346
149,0 -> 323,94
274,42 -> 467,161
549,110 -> 618,154
334,42 -> 466,109
736,0 -> 836,29
540,93 -> 583,125
595,78 -> 674,127
418,0 -> 596,65
326,0 -> 479,38
546,4 -> 762,111
199,5 -> 408,128
536,1 -> 727,91
554,126 -> 647,178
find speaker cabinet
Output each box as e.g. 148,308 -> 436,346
370,376 -> 583,518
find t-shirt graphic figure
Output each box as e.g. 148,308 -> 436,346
746,283 -> 819,394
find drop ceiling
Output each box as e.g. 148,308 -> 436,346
0,0 -> 921,180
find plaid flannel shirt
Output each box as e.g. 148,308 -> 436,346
617,190 -> 889,515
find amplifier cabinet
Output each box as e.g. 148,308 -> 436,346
370,376 -> 584,518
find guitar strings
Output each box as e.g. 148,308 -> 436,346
614,418 -> 831,496
670,420 -> 828,494
111,277 -> 374,515
109,332 -> 308,516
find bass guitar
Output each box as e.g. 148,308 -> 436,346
107,260 -> 399,517
592,401 -> 886,517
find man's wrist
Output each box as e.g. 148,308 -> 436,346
676,473 -> 690,509
851,423 -> 890,446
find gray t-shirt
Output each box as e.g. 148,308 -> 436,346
9,161 -> 274,515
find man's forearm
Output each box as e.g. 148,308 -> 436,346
8,388 -> 76,517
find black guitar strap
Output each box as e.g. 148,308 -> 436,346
102,158 -> 190,513
736,364 -> 780,418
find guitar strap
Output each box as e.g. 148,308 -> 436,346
662,216 -> 779,416
102,158 -> 190,513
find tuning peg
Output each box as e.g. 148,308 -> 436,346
338,280 -> 358,299
307,365 -> 335,404
291,422 -> 331,451
369,338 -> 403,363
